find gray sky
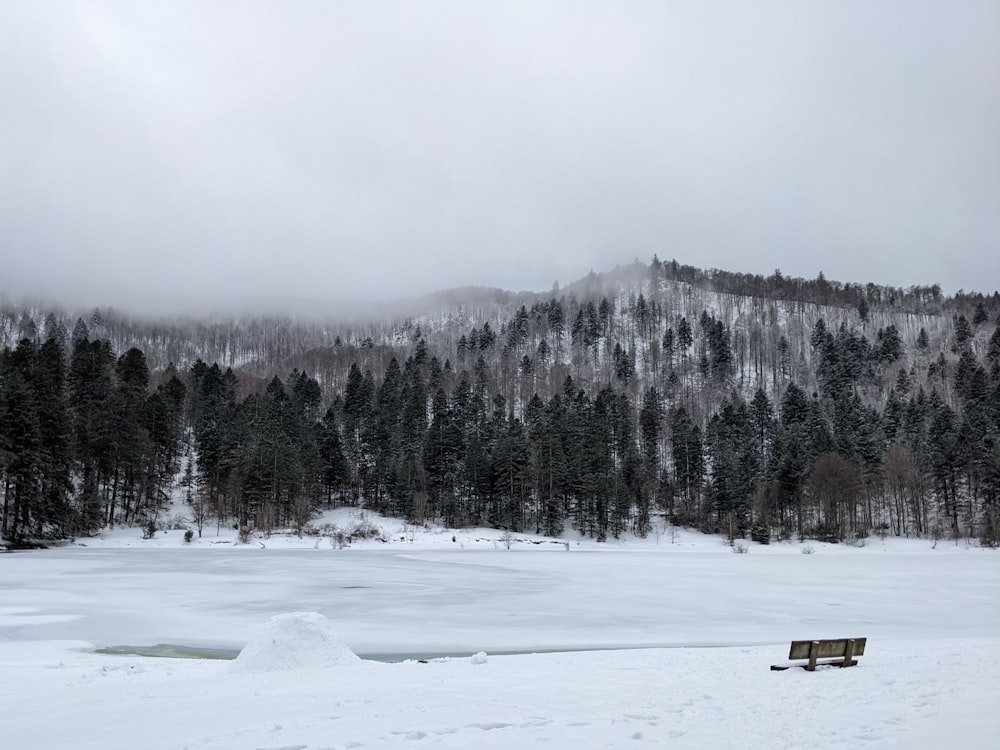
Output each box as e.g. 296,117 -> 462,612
1,1 -> 998,316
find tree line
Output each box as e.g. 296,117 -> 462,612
3,305 -> 999,546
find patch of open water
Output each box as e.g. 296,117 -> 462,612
93,641 -> 772,662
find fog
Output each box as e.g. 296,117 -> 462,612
1,1 -> 997,316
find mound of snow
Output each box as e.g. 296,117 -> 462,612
470,651 -> 488,665
230,612 -> 360,673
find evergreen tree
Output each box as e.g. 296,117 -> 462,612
70,318 -> 89,349
32,339 -> 73,536
317,406 -> 347,505
676,317 -> 693,355
707,397 -> 757,538
68,339 -> 116,534
927,394 -> 961,533
527,394 -> 568,536
954,315 -> 973,352
916,327 -> 929,350
669,406 -> 703,525
639,387 -> 663,464
876,325 -> 903,364
423,387 -> 462,524
0,341 -> 42,542
987,324 -> 1000,380
662,328 -> 675,366
110,348 -> 152,526
190,362 -> 238,525
973,302 -> 989,327
342,363 -> 376,503
491,415 -> 530,532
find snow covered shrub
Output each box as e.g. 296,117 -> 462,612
750,522 -> 770,544
141,519 -> 157,540
349,520 -> 383,541
183,530 -> 194,543
801,544 -> 815,555
732,542 -> 749,554
812,522 -> 842,544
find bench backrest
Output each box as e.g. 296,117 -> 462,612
788,638 -> 866,659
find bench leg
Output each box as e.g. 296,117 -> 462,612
807,641 -> 819,672
841,639 -> 856,667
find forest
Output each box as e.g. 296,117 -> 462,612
2,258 -> 999,547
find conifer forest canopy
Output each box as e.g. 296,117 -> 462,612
2,260 -> 999,548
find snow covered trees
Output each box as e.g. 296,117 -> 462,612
2,258 -> 999,545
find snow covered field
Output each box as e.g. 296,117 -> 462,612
1,512 -> 997,749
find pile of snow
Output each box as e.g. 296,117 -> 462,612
470,650 -> 488,665
229,611 -> 360,673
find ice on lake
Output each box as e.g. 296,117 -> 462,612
1,526 -> 997,749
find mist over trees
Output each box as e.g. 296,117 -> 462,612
2,259 -> 999,547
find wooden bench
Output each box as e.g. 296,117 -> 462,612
770,638 -> 866,671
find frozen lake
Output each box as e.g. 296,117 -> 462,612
2,540 -> 996,655
2,528 -> 998,750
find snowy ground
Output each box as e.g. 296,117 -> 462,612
1,510 -> 997,749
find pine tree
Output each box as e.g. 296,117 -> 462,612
111,348 -> 152,526
33,339 -> 72,536
342,363 -> 376,503
491,415 -> 530,532
423,387 -> 462,524
973,302 -> 989,327
954,315 -> 973,352
42,313 -> 68,352
876,325 -> 903,364
669,406 -> 704,525
676,317 -> 693,355
928,394 -> 961,534
707,397 -> 757,538
0,341 -> 42,542
987,324 -> 1000,380
190,362 -> 238,526
526,394 -> 568,536
916,327 -> 929,351
68,339 -> 116,534
70,318 -> 89,349
317,406 -> 347,505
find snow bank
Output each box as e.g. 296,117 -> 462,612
229,611 -> 360,673
6,638 -> 999,750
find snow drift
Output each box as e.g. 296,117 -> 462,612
229,611 -> 360,673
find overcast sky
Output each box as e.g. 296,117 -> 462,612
1,1 -> 997,316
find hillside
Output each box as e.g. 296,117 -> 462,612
2,258 -> 999,547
